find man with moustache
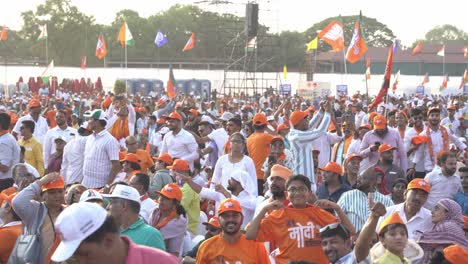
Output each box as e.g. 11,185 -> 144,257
319,223 -> 354,264
377,179 -> 432,240
404,108 -> 426,179
181,217 -> 222,264
254,164 -> 291,216
196,198 -> 270,264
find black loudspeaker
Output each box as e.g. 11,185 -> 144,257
245,3 -> 258,38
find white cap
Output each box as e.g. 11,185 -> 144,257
267,116 -> 275,122
220,112 -> 234,121
102,184 -> 140,204
54,135 -> 68,143
83,109 -> 107,121
80,121 -> 89,130
51,202 -> 107,262
79,189 -> 104,203
200,115 -> 215,125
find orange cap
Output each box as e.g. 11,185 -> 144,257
164,112 -> 182,121
378,143 -> 396,154
319,162 -> 343,175
427,107 -> 441,116
368,112 -> 378,123
156,183 -> 182,202
253,113 -> 268,126
270,164 -> 292,181
378,212 -> 405,235
290,110 -> 308,127
138,107 -> 147,114
202,216 -> 220,228
157,117 -> 166,124
0,192 -> 17,206
447,105 -> 456,110
28,99 -> 41,108
270,135 -> 284,144
359,124 -> 372,130
154,152 -> 173,165
443,245 -> 468,263
41,176 -> 65,192
218,198 -> 243,215
407,179 -> 430,193
121,153 -> 140,164
345,153 -> 362,163
276,124 -> 289,132
188,109 -> 199,116
102,97 -> 112,108
373,115 -> 387,129
167,159 -> 190,171
411,135 -> 428,145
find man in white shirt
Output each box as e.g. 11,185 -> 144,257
377,179 -> 432,240
160,112 -> 198,171
82,109 -> 121,188
441,104 -> 461,136
43,110 -> 77,169
12,99 -> 48,144
61,122 -> 92,184
404,108 -> 426,178
424,151 -> 462,210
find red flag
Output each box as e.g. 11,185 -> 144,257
318,20 -> 344,52
346,13 -> 368,64
460,69 -> 468,89
95,33 -> 108,60
421,73 -> 429,86
369,43 -> 394,110
182,32 -> 195,52
412,41 -> 422,55
0,26 -> 7,41
392,70 -> 400,92
167,66 -> 176,98
81,56 -> 86,70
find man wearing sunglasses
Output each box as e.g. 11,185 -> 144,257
319,223 -> 353,264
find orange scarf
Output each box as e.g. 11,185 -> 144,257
110,117 -> 130,140
426,126 -> 449,166
154,210 -> 177,229
331,136 -> 353,163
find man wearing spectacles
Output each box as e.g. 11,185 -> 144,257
319,223 -> 353,264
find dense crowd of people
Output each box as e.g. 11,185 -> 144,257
0,86 -> 467,264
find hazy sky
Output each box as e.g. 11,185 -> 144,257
2,0 -> 467,46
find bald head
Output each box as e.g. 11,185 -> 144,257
125,136 -> 138,153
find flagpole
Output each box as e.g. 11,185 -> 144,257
443,51 -> 445,76
342,49 -> 347,74
125,43 -> 127,69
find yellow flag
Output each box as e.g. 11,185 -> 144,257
306,37 -> 318,52
283,65 -> 287,79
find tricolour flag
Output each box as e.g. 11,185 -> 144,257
245,36 -> 257,52
95,33 -> 107,60
81,56 -> 86,70
1,26 -> 7,41
440,74 -> 449,91
421,73 -> 429,86
167,66 -> 176,99
392,70 -> 400,92
38,24 -> 47,40
412,41 -> 422,55
283,65 -> 287,79
306,37 -> 318,52
368,42 -> 395,110
118,22 -> 135,47
346,12 -> 367,64
437,45 -> 445,57
41,60 -> 54,76
460,69 -> 468,89
318,20 -> 344,52
155,31 -> 167,47
183,32 -> 195,52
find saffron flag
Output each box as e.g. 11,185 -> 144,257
421,73 -> 429,86
38,24 -> 47,40
437,45 -> 445,57
118,22 -> 135,47
95,33 -> 108,60
155,31 -> 167,47
440,74 -> 449,91
368,42 -> 395,110
460,69 -> 468,89
81,56 -> 86,70
346,12 -> 368,63
318,20 -> 344,52
412,41 -> 422,55
283,65 -> 287,79
392,70 -> 400,92
464,46 -> 468,57
306,37 -> 318,52
183,32 -> 195,52
167,66 -> 176,98
1,26 -> 7,41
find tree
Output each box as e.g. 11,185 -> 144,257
423,24 -> 468,45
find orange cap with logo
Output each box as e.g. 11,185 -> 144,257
319,162 -> 343,175
154,152 -> 173,166
345,154 -> 362,163
28,99 -> 41,108
167,159 -> 190,171
378,143 -> 396,154
373,115 -> 387,130
202,216 -> 220,228
164,112 -> 182,121
407,179 -> 430,193
188,109 -> 199,116
378,212 -> 405,235
155,183 -> 182,202
289,110 -> 308,127
411,135 -> 428,145
218,198 -> 243,215
42,176 -> 65,192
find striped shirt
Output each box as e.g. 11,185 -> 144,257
288,112 -> 330,192
82,130 -> 120,188
337,189 -> 394,232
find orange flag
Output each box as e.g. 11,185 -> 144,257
346,13 -> 368,64
0,26 -> 7,41
464,46 -> 468,57
167,66 -> 176,98
182,32 -> 196,52
318,20 -> 344,52
412,41 -> 422,55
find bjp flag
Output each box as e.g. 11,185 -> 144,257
346,12 -> 367,63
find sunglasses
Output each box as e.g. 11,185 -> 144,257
319,222 -> 350,238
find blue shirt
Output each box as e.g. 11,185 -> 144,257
317,183 -> 352,203
455,191 -> 468,215
121,218 -> 166,251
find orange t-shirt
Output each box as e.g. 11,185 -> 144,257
255,205 -> 338,264
196,233 -> 270,264
246,132 -> 274,179
0,223 -> 22,264
44,109 -> 57,128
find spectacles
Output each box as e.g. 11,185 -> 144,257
286,187 -> 308,194
319,222 -> 350,238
